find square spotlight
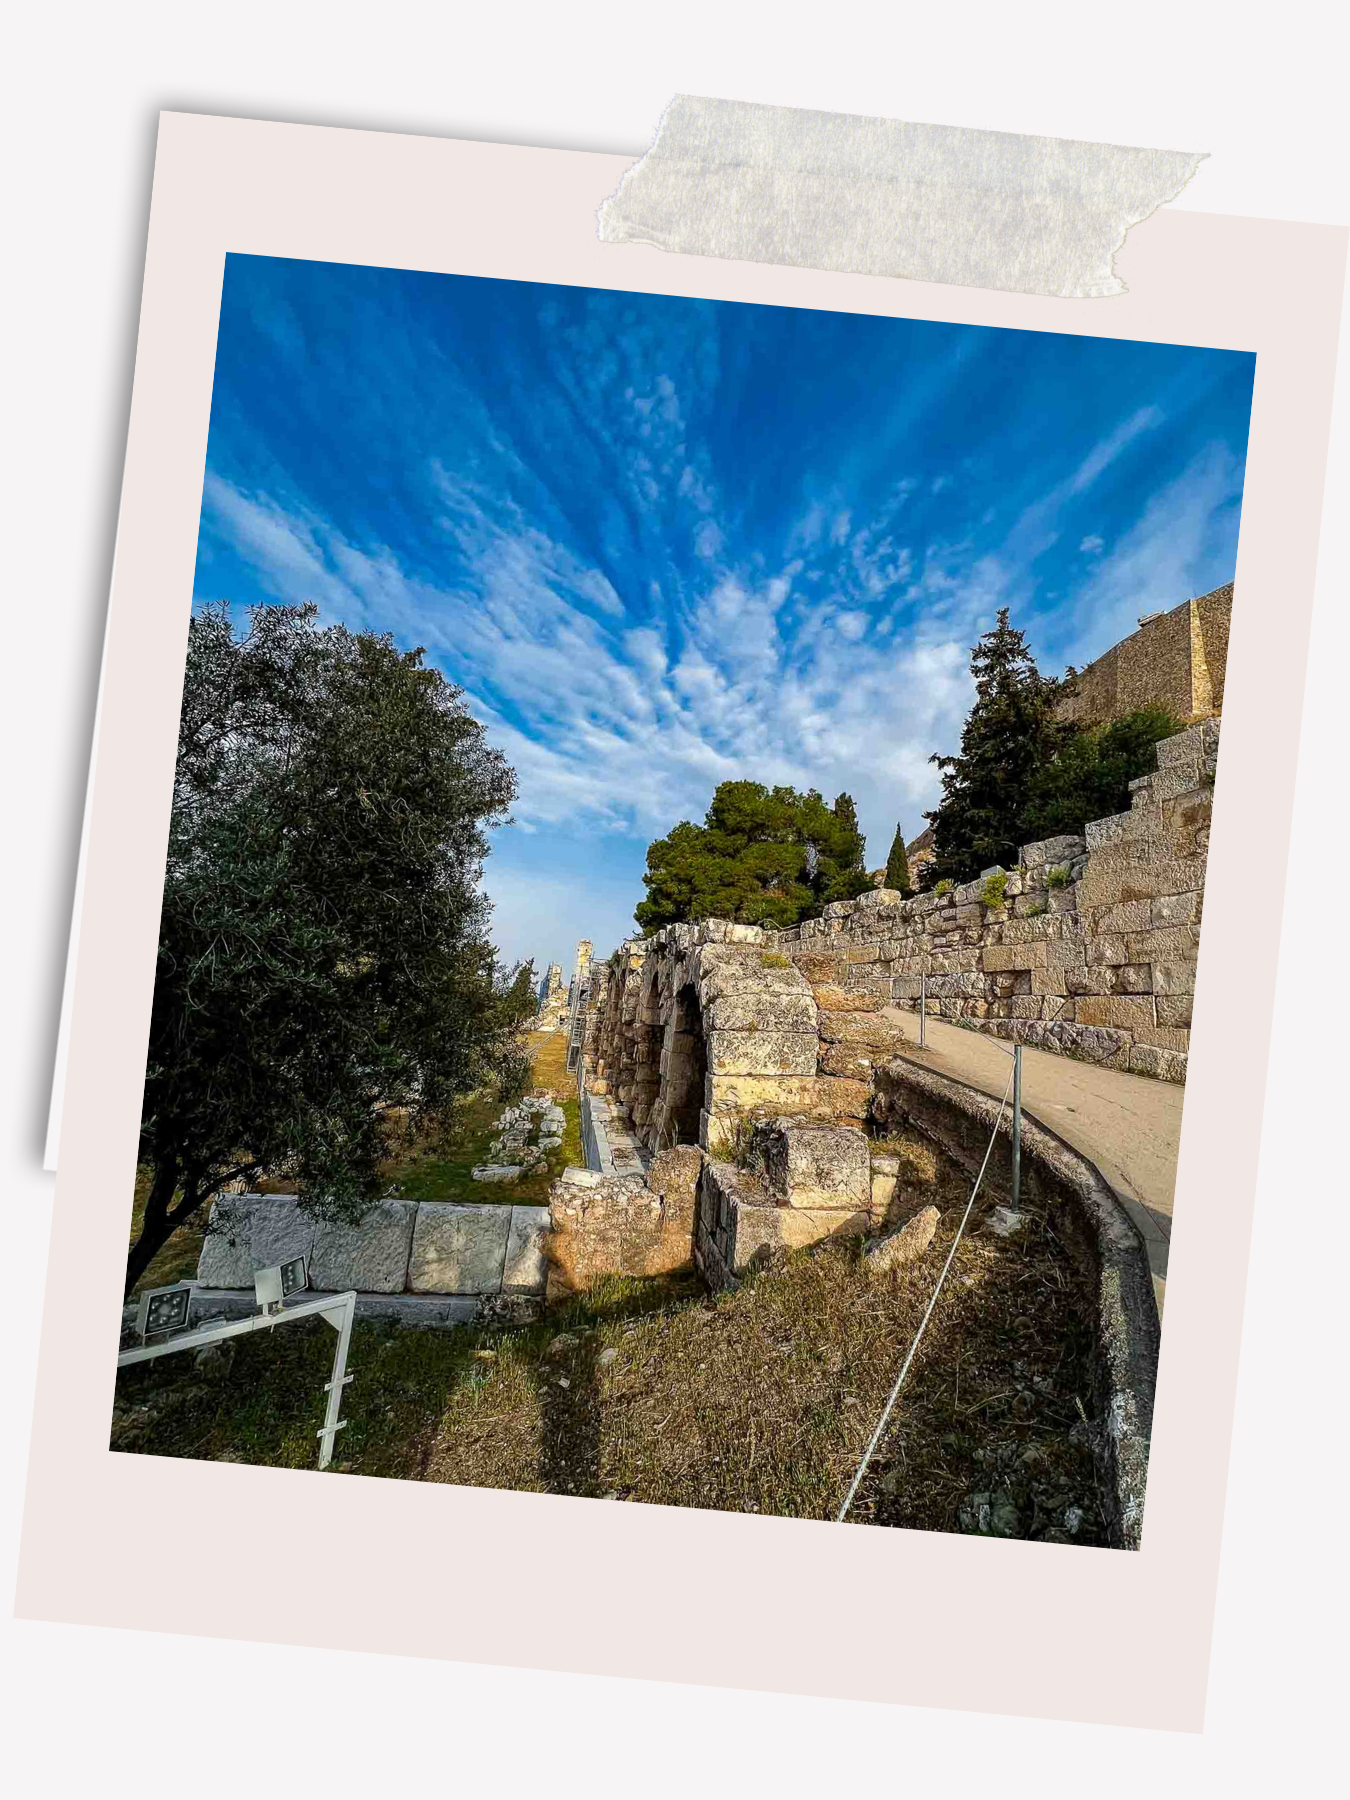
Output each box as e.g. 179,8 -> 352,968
280,1255 -> 309,1297
135,1284 -> 192,1340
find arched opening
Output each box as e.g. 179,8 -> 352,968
663,983 -> 708,1148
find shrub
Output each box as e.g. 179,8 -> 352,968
1024,900 -> 1048,917
980,872 -> 1007,908
934,878 -> 954,897
1019,705 -> 1181,842
1045,864 -> 1072,890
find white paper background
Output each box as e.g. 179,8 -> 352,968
3,3 -> 1346,1792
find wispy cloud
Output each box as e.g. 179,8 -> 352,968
197,265 -> 1254,961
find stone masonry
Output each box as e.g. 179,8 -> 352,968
766,717 -> 1218,1084
196,1191 -> 550,1311
1056,584 -> 1230,729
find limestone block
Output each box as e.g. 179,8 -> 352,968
1128,1044 -> 1188,1082
704,1072 -> 870,1129
845,944 -> 880,964
1074,996 -> 1155,1032
850,888 -> 907,912
1126,1026 -> 1188,1056
753,1121 -> 871,1209
1152,891 -> 1201,927
842,975 -> 894,1006
982,942 -> 1047,973
1021,834 -> 1086,867
1113,963 -> 1153,994
309,1199 -> 417,1293
869,1154 -> 900,1222
812,983 -> 876,1012
1084,934 -> 1128,967
789,950 -> 849,985
1152,961 -> 1197,996
1047,934 -> 1087,970
731,1197 -> 871,1271
197,1194 -> 315,1288
1155,724 -> 1207,767
471,1164 -> 523,1183
1147,763 -> 1203,802
1123,925 -> 1200,964
1094,900 -> 1153,934
1155,994 -> 1193,1028
706,1028 -> 818,1077
1047,888 -> 1078,915
408,1203 -> 511,1295
646,1143 -> 703,1207
1030,967 -> 1068,997
1084,812 -> 1136,851
704,990 -> 817,1032
824,1041 -> 891,1080
865,1206 -> 940,1274
502,1206 -> 551,1292
817,1011 -> 909,1052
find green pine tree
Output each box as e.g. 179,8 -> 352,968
884,822 -> 914,896
635,782 -> 871,932
922,609 -> 1077,888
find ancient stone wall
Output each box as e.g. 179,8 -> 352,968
1056,585 -> 1231,730
580,926 -> 871,1158
764,718 -> 1218,1084
193,1191 -> 550,1321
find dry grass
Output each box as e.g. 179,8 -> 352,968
114,1126 -> 1107,1546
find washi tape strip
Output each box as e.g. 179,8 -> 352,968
598,95 -> 1206,299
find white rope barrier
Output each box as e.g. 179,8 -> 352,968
836,1061 -> 1016,1524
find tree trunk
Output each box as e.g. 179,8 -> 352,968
124,1160 -> 195,1299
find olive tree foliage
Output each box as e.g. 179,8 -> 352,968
130,602 -> 533,1296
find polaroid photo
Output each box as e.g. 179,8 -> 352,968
17,112 -> 1346,1732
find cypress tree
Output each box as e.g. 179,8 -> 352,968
884,822 -> 914,896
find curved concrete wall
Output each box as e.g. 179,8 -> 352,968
870,1057 -> 1160,1551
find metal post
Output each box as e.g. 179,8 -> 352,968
919,967 -> 927,1048
317,1292 -> 357,1470
1010,1044 -> 1022,1211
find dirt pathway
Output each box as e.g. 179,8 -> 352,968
880,1008 -> 1182,1314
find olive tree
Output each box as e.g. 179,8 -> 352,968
129,601 -> 533,1296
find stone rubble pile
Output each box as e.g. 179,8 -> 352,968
472,1093 -> 567,1184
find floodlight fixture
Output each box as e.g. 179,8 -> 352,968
254,1265 -> 284,1314
135,1283 -> 192,1342
280,1254 -> 308,1297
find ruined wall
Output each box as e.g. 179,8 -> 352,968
1056,586 -> 1231,730
765,718 -> 1218,1083
580,927 -> 874,1158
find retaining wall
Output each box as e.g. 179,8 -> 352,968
765,718 -> 1218,1083
870,1058 -> 1159,1550
191,1191 -> 550,1320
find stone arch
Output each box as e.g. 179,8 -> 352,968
660,982 -> 708,1149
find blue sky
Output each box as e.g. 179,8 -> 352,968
194,255 -> 1255,976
